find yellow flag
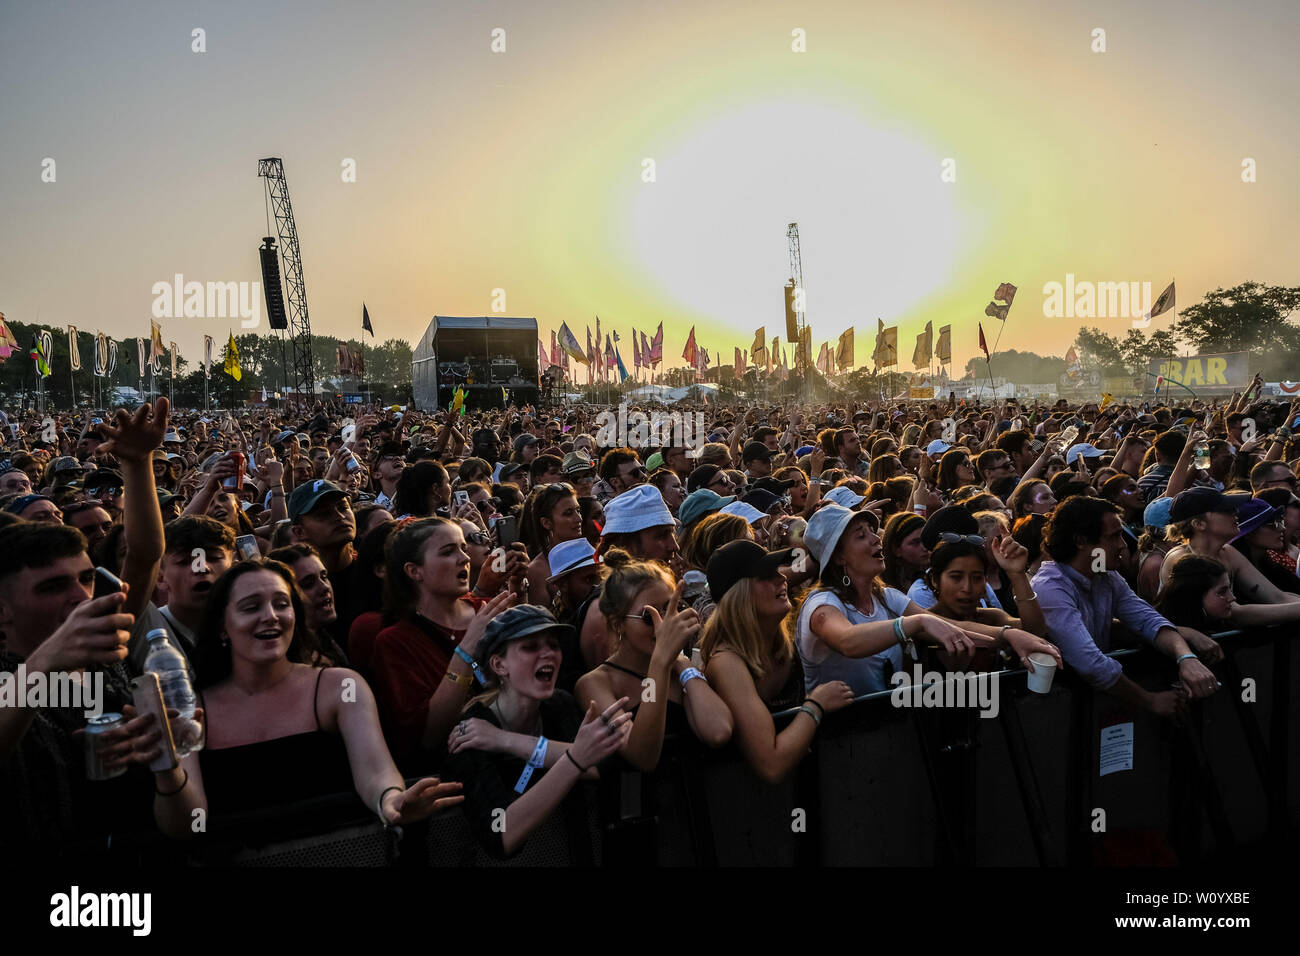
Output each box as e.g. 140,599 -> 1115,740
224,332 -> 242,381
1100,392 -> 1114,413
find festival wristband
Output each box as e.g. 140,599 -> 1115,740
513,736 -> 549,794
454,646 -> 488,685
679,667 -> 706,689
1176,653 -> 1198,664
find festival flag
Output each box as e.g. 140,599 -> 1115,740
769,335 -> 779,375
614,343 -> 629,382
362,303 -> 374,337
538,338 -> 551,371
631,330 -> 642,369
640,330 -> 651,368
734,347 -> 745,378
649,322 -> 663,364
836,327 -> 855,370
224,332 -> 241,381
604,334 -> 615,371
558,322 -> 589,365
912,322 -> 932,368
936,325 -> 951,364
451,385 -> 466,416
105,338 -> 117,376
978,323 -> 990,360
752,327 -> 765,357
1064,345 -> 1082,381
149,320 -> 164,363
594,316 -> 603,376
261,385 -> 268,403
1100,392 -> 1114,413
682,326 -> 698,366
337,345 -> 352,375
1146,280 -> 1176,320
169,341 -> 178,377
67,326 -> 82,372
501,385 -> 509,405
817,341 -> 831,376
550,330 -> 561,369
994,282 -> 1017,306
203,334 -> 213,379
136,337 -> 147,371
0,313 -> 16,360
985,301 -> 1010,321
94,332 -> 107,376
30,333 -> 51,377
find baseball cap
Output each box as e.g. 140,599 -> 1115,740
686,464 -> 724,493
1065,443 -> 1104,466
546,538 -> 600,581
920,505 -> 981,551
5,494 -> 54,515
476,604 -> 574,668
1142,497 -> 1174,528
752,476 -> 796,494
925,439 -> 953,457
1169,487 -> 1237,522
85,469 -> 124,490
561,452 -> 594,475
706,540 -> 795,603
795,445 -> 816,457
719,501 -> 766,524
52,456 -> 83,475
156,489 -> 181,507
601,484 -> 675,535
273,429 -> 297,444
742,488 -> 784,513
678,489 -> 735,527
645,452 -> 665,472
287,479 -> 347,520
742,441 -> 775,464
499,462 -> 526,480
824,486 -> 865,509
513,433 -> 540,453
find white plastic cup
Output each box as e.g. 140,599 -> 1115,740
1025,652 -> 1058,694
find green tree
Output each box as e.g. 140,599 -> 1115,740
1073,327 -> 1126,374
1172,283 -> 1300,378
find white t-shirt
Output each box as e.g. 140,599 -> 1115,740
796,587 -> 910,696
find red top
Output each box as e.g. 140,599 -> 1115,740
369,595 -> 486,764
347,611 -> 385,676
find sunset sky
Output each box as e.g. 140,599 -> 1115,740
2,0 -> 1297,378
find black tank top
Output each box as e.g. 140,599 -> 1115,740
199,669 -> 356,820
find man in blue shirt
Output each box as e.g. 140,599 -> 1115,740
1031,496 -> 1221,716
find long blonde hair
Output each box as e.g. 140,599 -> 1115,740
597,548 -> 673,652
699,577 -> 794,680
680,512 -> 751,572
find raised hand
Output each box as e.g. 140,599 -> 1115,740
27,591 -> 133,674
645,581 -> 701,665
459,589 -> 513,657
571,698 -> 633,767
381,777 -> 465,825
100,398 -> 170,463
991,534 -> 1030,575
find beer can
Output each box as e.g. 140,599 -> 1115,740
85,713 -> 127,781
222,450 -> 245,491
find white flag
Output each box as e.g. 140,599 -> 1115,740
67,326 -> 82,371
203,335 -> 213,379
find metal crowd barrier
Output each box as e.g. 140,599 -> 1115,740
102,625 -> 1294,866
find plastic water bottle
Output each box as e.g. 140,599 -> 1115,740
143,627 -> 205,756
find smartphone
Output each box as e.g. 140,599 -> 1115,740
129,673 -> 178,772
494,514 -> 519,549
453,490 -> 470,509
234,534 -> 260,560
93,567 -> 124,599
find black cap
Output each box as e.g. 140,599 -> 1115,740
84,469 -> 124,489
742,488 -> 783,513
752,476 -> 796,495
686,464 -> 723,493
499,462 -> 526,480
920,505 -> 981,550
706,540 -> 795,603
1169,487 -> 1237,522
742,440 -> 775,464
476,604 -> 574,667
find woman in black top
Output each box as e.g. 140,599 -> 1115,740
151,560 -> 464,841
444,605 -> 631,859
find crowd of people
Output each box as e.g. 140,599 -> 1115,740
3,385 -> 1299,863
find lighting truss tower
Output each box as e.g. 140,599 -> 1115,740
786,222 -> 807,370
258,158 -> 314,401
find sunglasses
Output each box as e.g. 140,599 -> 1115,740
535,482 -> 576,494
466,531 -> 490,546
90,486 -> 124,498
936,532 -> 985,547
623,600 -> 682,626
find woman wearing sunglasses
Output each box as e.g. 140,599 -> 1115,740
575,548 -> 732,863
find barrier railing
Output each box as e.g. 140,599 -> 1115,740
98,625 -> 1295,866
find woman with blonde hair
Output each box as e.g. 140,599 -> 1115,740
575,549 -> 732,862
700,539 -> 853,784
